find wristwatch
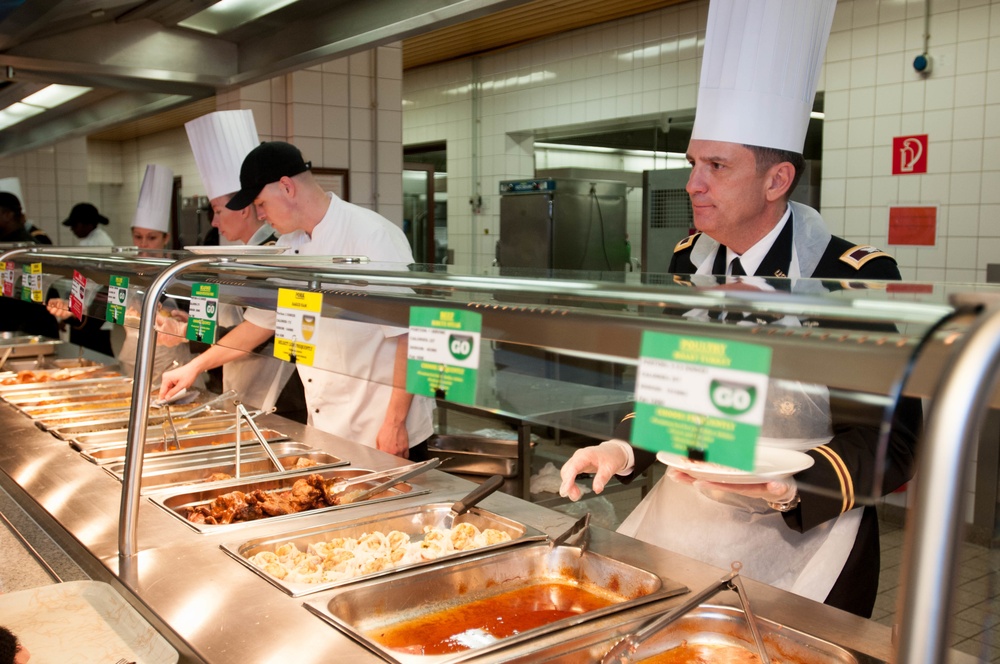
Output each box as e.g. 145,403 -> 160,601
767,492 -> 801,512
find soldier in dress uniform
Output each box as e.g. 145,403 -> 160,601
559,0 -> 921,619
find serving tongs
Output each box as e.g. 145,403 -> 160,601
234,402 -> 283,476
599,561 -> 771,664
150,387 -> 200,409
442,474 -> 505,528
179,389 -> 237,419
548,512 -> 591,555
326,457 -> 442,505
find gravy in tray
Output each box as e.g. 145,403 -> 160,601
367,582 -> 614,655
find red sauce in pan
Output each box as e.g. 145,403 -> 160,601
639,642 -> 780,664
367,582 -> 615,655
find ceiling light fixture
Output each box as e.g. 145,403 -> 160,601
179,0 -> 298,35
0,84 -> 92,131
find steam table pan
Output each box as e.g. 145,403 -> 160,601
75,428 -> 288,464
303,541 -> 687,664
104,446 -> 346,494
221,500 -> 547,597
150,467 -> 429,534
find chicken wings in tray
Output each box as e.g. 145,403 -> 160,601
154,468 -> 431,534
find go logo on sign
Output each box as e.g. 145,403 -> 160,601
449,334 -> 474,361
710,380 -> 756,416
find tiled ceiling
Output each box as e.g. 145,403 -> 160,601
88,0 -> 690,142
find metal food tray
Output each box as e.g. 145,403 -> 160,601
76,428 -> 288,464
150,467 -> 430,534
303,542 -> 687,664
19,395 -> 135,417
0,333 -> 61,358
104,448 -> 347,494
0,363 -> 120,388
103,441 -> 320,476
427,435 -> 518,477
0,376 -> 131,400
42,409 -> 231,438
221,501 -> 547,597
501,604 -> 877,663
7,356 -> 108,370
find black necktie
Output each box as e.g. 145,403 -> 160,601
730,257 -> 747,276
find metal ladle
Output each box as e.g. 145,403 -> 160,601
599,561 -> 771,664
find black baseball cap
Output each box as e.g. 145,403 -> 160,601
226,141 -> 312,210
61,202 -> 109,227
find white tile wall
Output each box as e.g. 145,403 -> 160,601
403,0 -> 1000,281
2,1 -> 1000,278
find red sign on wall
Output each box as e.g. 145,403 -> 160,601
888,206 -> 936,246
892,134 -> 928,175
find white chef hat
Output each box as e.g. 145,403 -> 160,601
691,0 -> 837,154
131,164 -> 174,233
185,110 -> 259,202
0,177 -> 23,208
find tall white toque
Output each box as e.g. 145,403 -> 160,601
131,164 -> 174,233
185,110 -> 259,203
691,0 -> 837,154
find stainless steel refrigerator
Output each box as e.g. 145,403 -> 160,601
497,178 -> 628,272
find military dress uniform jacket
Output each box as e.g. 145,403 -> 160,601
618,204 -> 922,618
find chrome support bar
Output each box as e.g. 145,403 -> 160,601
118,255 -> 215,559
896,304 -> 1000,661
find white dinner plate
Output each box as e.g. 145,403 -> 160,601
656,446 -> 814,484
184,245 -> 287,255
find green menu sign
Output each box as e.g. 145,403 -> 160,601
105,275 -> 129,324
631,332 -> 772,471
406,307 -> 481,404
186,282 -> 219,343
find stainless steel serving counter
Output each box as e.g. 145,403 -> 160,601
0,395 -> 906,663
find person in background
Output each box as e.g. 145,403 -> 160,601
0,178 -> 50,244
185,110 -> 305,420
0,191 -> 60,340
62,203 -> 114,247
0,193 -> 35,244
558,0 -> 921,619
117,165 -> 201,385
160,141 -> 434,458
50,165 -> 203,386
0,626 -> 30,664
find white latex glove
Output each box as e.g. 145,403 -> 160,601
558,440 -> 630,501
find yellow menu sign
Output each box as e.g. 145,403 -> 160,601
274,288 -> 323,366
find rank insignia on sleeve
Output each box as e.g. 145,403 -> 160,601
673,232 -> 700,253
839,245 -> 893,269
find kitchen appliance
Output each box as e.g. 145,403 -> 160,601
497,178 -> 628,272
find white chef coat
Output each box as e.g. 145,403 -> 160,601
243,193 -> 434,448
78,227 -> 115,247
217,223 -> 296,410
618,202 -> 862,604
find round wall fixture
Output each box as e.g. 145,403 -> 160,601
913,53 -> 933,75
